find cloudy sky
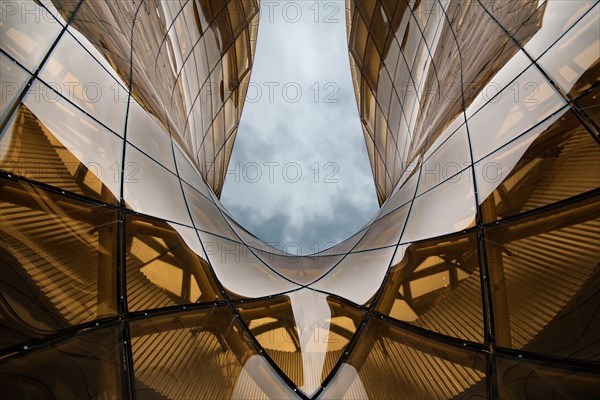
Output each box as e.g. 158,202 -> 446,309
220,0 -> 378,255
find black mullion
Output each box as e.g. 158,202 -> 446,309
119,1 -> 147,399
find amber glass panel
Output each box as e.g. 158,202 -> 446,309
0,177 -> 118,349
237,292 -> 364,397
363,38 -> 381,90
575,83 -> 600,128
370,1 -> 390,56
350,11 -> 368,67
376,232 -> 484,343
129,306 -> 298,399
485,195 -> 600,361
496,356 -> 600,400
0,326 -> 123,399
342,317 -> 486,399
125,214 -> 222,312
477,110 -> 600,223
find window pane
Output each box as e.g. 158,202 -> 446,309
311,247 -> 396,306
1,80 -> 122,204
353,202 -> 410,251
335,317 -> 487,399
575,83 -> 599,127
129,306 -> 300,399
465,50 -> 532,119
0,0 -> 62,71
125,214 -> 222,312
484,195 -> 600,361
320,226 -> 370,257
496,356 -> 600,399
124,144 -> 193,226
377,158 -> 420,219
468,64 -> 565,161
173,142 -> 213,199
0,177 -> 118,349
0,325 -> 123,399
237,291 -> 364,397
476,110 -> 600,222
0,53 -> 30,122
376,232 -> 484,343
520,1 -> 596,60
537,4 -> 600,97
402,168 -> 476,243
252,250 -> 343,285
182,181 -> 238,240
418,124 -> 471,196
39,31 -> 128,135
199,232 -> 299,299
126,100 -> 176,173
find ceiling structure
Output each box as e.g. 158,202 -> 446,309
0,0 -> 599,399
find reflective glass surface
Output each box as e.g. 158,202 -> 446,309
0,0 -> 598,397
129,306 -> 299,399
125,214 -> 222,312
485,195 -> 600,360
312,247 -> 396,306
0,52 -> 29,122
0,177 -> 118,350
39,30 -> 128,135
496,356 -> 600,399
0,325 -> 123,399
237,291 -> 364,397
2,80 -> 123,204
376,233 -> 484,343
124,144 -> 192,226
199,232 -> 299,300
332,317 -> 487,399
0,0 -> 63,72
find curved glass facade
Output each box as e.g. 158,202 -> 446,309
0,0 -> 599,399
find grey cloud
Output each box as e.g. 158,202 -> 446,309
220,0 -> 378,253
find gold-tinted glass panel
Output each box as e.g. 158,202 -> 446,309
485,195 -> 600,361
576,84 -> 600,128
0,177 -> 118,349
237,293 -> 364,397
496,356 -> 600,399
129,306 -> 298,399
125,214 -> 222,312
376,232 -> 484,343
1,99 -> 121,204
0,325 -> 123,399
342,317 -> 487,399
477,110 -> 600,223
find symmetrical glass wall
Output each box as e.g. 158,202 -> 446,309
0,0 -> 599,399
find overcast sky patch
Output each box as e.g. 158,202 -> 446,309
220,0 -> 379,255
